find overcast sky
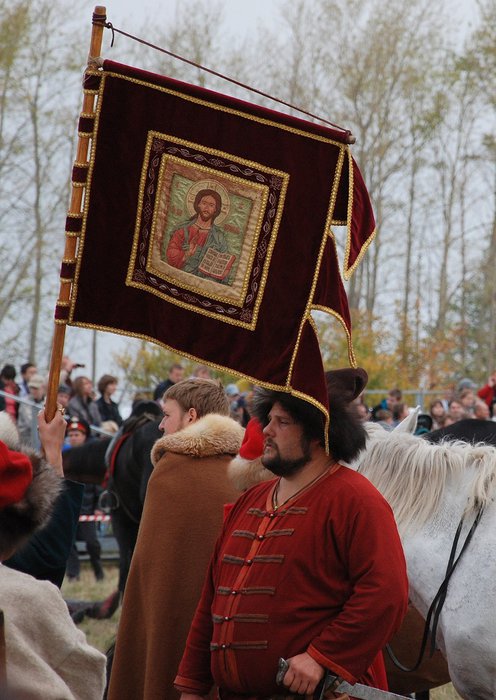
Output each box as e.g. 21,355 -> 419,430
75,0 -> 285,46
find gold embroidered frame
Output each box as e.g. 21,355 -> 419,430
126,131 -> 288,329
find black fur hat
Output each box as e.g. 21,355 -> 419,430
251,368 -> 368,463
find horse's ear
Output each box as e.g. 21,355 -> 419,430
392,405 -> 421,434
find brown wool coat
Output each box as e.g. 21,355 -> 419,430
108,414 -> 243,700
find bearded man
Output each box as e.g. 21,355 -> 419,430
174,369 -> 408,700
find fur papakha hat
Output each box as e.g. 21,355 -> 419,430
251,368 -> 369,464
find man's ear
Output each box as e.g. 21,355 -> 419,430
187,407 -> 198,423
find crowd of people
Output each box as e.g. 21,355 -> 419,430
356,374 -> 496,433
0,358 -> 494,698
0,358 -> 123,446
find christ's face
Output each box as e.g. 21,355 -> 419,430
197,195 -> 217,223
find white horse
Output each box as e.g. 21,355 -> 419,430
355,413 -> 496,700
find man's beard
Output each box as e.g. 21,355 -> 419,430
262,436 -> 312,477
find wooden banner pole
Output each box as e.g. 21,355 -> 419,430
45,6 -> 107,421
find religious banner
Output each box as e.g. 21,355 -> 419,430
57,60 -> 375,419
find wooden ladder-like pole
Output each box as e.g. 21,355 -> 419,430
45,6 -> 107,420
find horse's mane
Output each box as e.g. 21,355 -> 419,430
357,423 -> 496,535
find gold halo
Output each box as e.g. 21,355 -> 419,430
186,179 -> 230,225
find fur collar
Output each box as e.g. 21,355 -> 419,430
228,455 -> 273,492
151,414 -> 244,466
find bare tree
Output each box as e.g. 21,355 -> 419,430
0,0 -> 83,361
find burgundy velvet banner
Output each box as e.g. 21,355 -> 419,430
67,60 -> 375,416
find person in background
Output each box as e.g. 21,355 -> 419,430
96,373 -> 123,426
447,398 -> 467,422
225,382 -> 240,402
473,400 -> 491,421
56,384 -> 72,416
429,399 -> 446,430
67,375 -> 102,427
59,356 -> 86,390
18,362 -> 38,397
191,364 -> 212,379
392,402 -> 410,426
64,418 -> 105,583
0,413 -> 106,699
414,413 -> 433,435
17,374 -> 46,448
458,388 -> 476,417
0,364 -> 20,421
441,413 -> 456,428
477,371 -> 496,417
371,388 -> 402,421
374,408 -> 394,430
356,402 -> 370,422
230,394 -> 251,428
153,363 -> 185,402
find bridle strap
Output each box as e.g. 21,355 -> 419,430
386,504 -> 484,672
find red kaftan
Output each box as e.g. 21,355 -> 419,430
175,465 -> 408,698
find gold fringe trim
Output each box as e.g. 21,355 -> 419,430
343,148 -> 376,280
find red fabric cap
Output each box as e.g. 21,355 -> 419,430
0,440 -> 33,508
239,418 -> 264,461
66,419 -> 89,436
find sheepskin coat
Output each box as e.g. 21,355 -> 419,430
108,414 -> 243,700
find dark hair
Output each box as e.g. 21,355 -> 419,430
325,370 -> 367,462
388,388 -> 402,400
392,402 -> 406,421
193,189 -> 222,220
97,374 -> 118,396
252,390 -> 325,444
252,369 -> 368,463
72,376 -> 91,398
20,363 -> 35,376
0,364 -> 16,380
